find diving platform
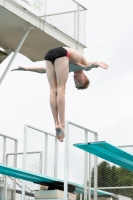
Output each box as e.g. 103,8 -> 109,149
0,123 -> 125,200
0,0 -> 87,64
74,141 -> 133,171
0,163 -> 113,197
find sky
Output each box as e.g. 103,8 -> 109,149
0,0 -> 133,155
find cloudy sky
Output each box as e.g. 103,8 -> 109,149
0,0 -> 133,155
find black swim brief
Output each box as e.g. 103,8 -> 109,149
44,47 -> 70,64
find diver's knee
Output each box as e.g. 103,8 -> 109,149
50,88 -> 58,95
57,86 -> 66,94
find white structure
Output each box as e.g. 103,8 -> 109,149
0,123 -> 132,200
0,0 -> 87,85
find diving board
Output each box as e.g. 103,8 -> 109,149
73,141 -> 133,172
0,164 -> 112,196
0,164 -> 75,192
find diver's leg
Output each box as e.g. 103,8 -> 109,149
54,57 -> 69,141
45,61 -> 59,128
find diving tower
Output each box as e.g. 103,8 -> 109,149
0,0 -> 87,84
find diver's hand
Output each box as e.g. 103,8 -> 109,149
11,66 -> 26,72
98,62 -> 109,69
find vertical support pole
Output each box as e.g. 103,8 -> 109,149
44,0 -> 47,22
39,151 -> 43,174
54,137 -> 58,178
22,125 -> 28,200
88,153 -> 91,200
4,137 -> 17,200
12,140 -> 18,200
2,136 -> 6,165
76,4 -> 80,50
64,121 -> 69,200
84,130 -> 88,200
40,0 -> 47,30
94,133 -> 98,200
5,154 -> 9,200
3,136 -> 6,200
44,133 -> 48,175
0,28 -> 31,86
74,11 -> 76,40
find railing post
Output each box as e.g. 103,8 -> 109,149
2,136 -> 6,165
94,133 -> 98,200
12,140 -> 18,200
76,4 -> 80,50
84,130 -> 88,200
64,121 -> 69,200
44,133 -> 48,175
74,11 -> 76,40
22,125 -> 28,200
88,153 -> 91,200
54,137 -> 58,178
40,151 -> 43,174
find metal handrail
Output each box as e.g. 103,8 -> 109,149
0,133 -> 18,200
5,151 -> 43,198
46,9 -> 85,17
3,0 -> 87,45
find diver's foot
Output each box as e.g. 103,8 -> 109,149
55,125 -> 65,142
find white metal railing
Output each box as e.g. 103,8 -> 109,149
0,133 -> 18,165
0,133 -> 18,200
6,0 -> 87,45
64,121 -> 98,200
22,122 -> 98,200
0,131 -> 42,200
23,124 -> 58,176
22,124 -> 58,200
5,151 -> 43,200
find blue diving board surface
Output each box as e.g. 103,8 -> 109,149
0,164 -> 112,196
73,141 -> 133,171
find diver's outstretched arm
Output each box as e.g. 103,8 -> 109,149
11,61 -> 46,73
85,62 -> 109,71
75,61 -> 109,71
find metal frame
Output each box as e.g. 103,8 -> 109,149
23,124 -> 58,175
22,122 -> 98,200
64,121 -> 69,200
6,151 -> 43,174
72,0 -> 87,10
0,122 -> 98,200
64,121 -> 98,200
0,133 -> 18,165
0,133 -> 18,200
22,124 -> 58,200
88,153 -> 92,200
0,0 -> 87,85
5,151 -> 43,200
84,129 -> 89,200
1,0 -> 87,44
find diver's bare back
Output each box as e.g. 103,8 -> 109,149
63,47 -> 88,66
